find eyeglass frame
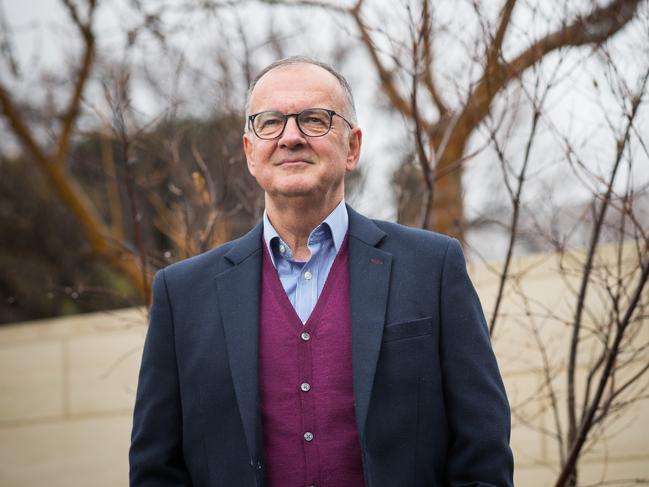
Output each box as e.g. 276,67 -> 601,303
247,108 -> 354,140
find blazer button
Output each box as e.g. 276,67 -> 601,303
300,331 -> 311,341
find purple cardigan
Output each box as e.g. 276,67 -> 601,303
259,237 -> 364,487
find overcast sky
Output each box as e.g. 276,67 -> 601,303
2,0 -> 648,259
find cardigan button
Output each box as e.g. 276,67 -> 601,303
300,382 -> 311,392
304,431 -> 314,442
300,331 -> 311,341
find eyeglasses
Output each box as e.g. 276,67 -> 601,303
247,108 -> 354,140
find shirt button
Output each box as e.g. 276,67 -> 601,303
279,244 -> 286,253
304,431 -> 314,442
304,270 -> 313,280
300,382 -> 311,392
300,331 -> 311,341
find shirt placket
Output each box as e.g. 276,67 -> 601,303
296,239 -> 320,323
298,314 -> 319,486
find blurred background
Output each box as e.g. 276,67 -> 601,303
0,0 -> 648,485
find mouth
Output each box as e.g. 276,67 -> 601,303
277,159 -> 313,166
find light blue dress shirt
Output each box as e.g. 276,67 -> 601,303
263,199 -> 348,323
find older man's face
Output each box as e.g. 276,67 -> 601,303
243,63 -> 361,206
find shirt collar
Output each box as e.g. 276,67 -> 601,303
263,198 -> 349,266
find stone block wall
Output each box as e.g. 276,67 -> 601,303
1,244 -> 647,486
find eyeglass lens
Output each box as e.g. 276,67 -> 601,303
253,109 -> 332,138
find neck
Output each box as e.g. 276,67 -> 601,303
265,194 -> 343,261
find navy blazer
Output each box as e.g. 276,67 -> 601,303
130,206 -> 514,486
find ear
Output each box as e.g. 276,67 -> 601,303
345,127 -> 362,172
243,132 -> 256,177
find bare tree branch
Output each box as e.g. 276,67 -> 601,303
485,0 -> 517,78
456,0 -> 643,146
556,250 -> 649,486
0,0 -> 149,298
566,69 -> 647,468
419,0 -> 449,117
56,0 -> 97,164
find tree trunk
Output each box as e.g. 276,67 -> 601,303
424,131 -> 467,240
565,466 -> 577,487
426,163 -> 464,240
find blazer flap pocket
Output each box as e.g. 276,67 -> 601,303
382,317 -> 433,343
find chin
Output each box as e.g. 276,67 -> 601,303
269,179 -> 320,198
273,187 -> 317,198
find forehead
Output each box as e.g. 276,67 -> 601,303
249,63 -> 345,113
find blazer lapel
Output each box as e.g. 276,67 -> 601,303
347,206 -> 392,441
214,223 -> 263,462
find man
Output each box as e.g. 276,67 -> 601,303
130,56 -> 514,487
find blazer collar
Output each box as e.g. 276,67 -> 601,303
223,221 -> 263,265
347,204 -> 387,247
223,204 -> 387,264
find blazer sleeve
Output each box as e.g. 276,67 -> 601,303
129,270 -> 193,486
439,239 -> 514,486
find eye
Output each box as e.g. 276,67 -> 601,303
300,110 -> 328,126
254,112 -> 285,135
261,118 -> 280,128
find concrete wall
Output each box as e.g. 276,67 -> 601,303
0,309 -> 145,487
1,245 -> 647,486
471,244 -> 649,486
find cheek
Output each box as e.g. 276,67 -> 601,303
247,141 -> 272,168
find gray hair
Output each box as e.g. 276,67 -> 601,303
244,56 -> 358,131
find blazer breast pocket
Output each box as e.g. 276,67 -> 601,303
382,317 -> 434,343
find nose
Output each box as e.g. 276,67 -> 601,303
277,115 -> 306,150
